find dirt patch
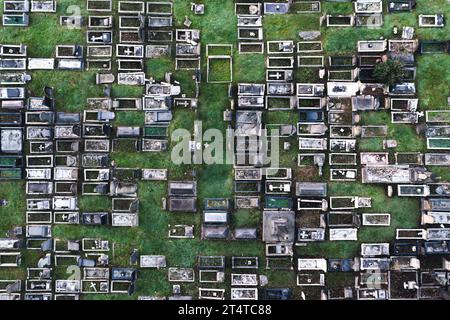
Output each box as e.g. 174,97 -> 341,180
389,271 -> 419,299
297,211 -> 323,228
294,167 -> 321,182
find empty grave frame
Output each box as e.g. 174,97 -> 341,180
207,56 -> 232,83
87,0 -> 112,12
238,42 -> 264,54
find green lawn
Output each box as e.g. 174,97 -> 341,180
0,0 -> 449,299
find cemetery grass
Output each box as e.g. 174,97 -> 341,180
0,0 -> 448,299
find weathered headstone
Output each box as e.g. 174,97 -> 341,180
299,31 -> 321,40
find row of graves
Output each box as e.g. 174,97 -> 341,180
200,197 -> 238,241
0,37 -> 191,299
355,24 -> 450,300
321,0 -> 384,28
260,184 -> 450,300
211,2 -> 299,285
404,14 -> 450,297
143,255 -> 445,300
79,1 -> 200,155
231,80 -> 297,270
231,0 -> 417,36
80,1 -> 200,149
176,1 -> 202,73
165,182 -> 261,241
2,0 -> 56,27
83,0 -> 148,79
224,173 -> 450,301
417,0 -> 450,169
0,236 -> 140,298
234,2 -> 264,55
138,255 -> 292,300
55,1 -> 201,82
0,12 -> 201,299
159,3 -> 202,242
326,37 -> 423,183
0,42 -> 27,285
0,42 -> 83,72
333,2 -> 448,299
225,2 -> 450,299
79,0 -> 204,83
19,1 -> 200,299
323,0 -> 443,29
295,19 -> 448,298
142,0 -> 204,76
234,1 -> 321,55
296,244 -> 450,300
0,80 -> 184,299
231,0 -> 445,30
0,44 -> 29,182
4,85 -> 128,299
234,0 -> 311,266
88,77 -> 182,153
157,2 -> 287,299
14,70 -> 188,299
233,1 -> 319,55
